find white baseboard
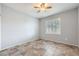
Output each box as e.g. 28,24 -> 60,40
42,38 -> 78,47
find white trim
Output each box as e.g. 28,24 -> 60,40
42,38 -> 78,47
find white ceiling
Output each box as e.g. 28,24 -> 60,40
4,3 -> 79,18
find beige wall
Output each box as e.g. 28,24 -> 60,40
0,4 -> 1,50
1,5 -> 39,50
78,7 -> 79,46
0,16 -> 1,49
40,8 -> 78,46
0,4 -> 1,15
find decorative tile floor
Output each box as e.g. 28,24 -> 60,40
0,39 -> 79,56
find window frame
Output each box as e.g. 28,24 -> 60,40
45,17 -> 61,35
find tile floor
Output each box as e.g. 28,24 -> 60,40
0,39 -> 79,56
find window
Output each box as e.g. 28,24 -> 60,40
45,17 -> 61,34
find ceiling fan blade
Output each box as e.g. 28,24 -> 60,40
34,6 -> 39,8
46,6 -> 52,9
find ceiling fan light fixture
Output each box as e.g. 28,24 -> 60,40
33,3 -> 52,12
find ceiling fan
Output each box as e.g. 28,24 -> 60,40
34,3 -> 52,12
